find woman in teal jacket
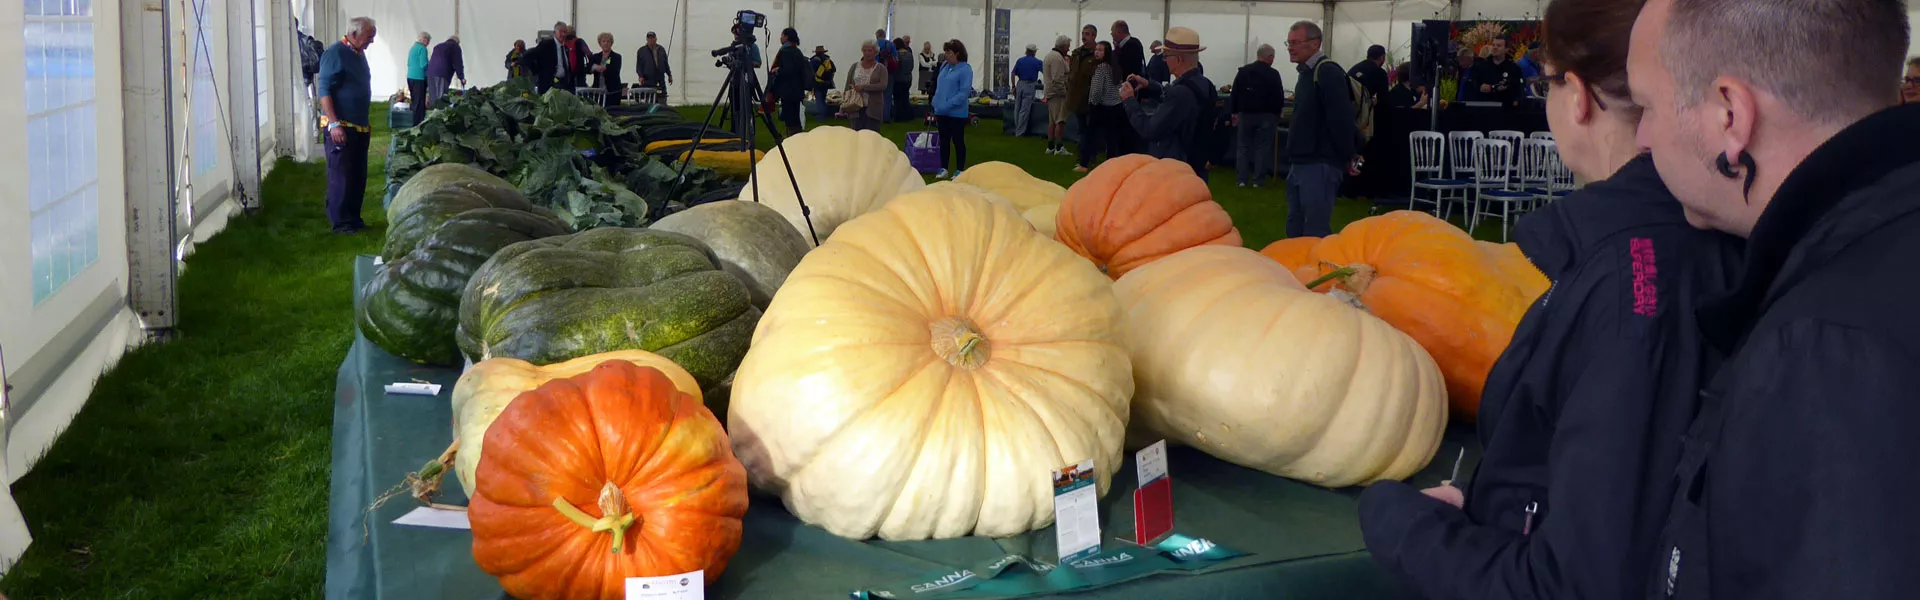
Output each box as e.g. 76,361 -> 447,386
931,40 -> 974,179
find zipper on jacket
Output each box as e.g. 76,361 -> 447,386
1522,501 -> 1540,536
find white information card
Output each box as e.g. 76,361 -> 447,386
1052,458 -> 1102,563
625,571 -> 705,599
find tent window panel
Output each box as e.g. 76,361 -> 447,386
24,2 -> 101,304
256,0 -> 271,130
191,0 -> 221,176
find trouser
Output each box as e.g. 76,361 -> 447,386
1286,161 -> 1344,238
1235,112 -> 1279,185
1013,80 -> 1039,136
936,115 -> 968,171
779,93 -> 804,136
850,112 -> 878,131
1117,114 -> 1141,154
407,78 -> 428,124
893,81 -> 913,122
428,76 -> 452,109
324,129 -> 371,231
813,85 -> 832,118
1079,105 -> 1123,168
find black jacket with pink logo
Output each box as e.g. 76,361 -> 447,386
1358,154 -> 1743,600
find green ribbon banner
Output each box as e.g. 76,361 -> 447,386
850,533 -> 1245,599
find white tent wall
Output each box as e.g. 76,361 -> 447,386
999,0 -> 1077,73
795,0 -> 891,103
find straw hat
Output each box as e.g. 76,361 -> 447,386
1162,27 -> 1204,55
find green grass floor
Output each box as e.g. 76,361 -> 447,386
1,102 -> 1476,597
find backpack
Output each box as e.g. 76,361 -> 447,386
815,56 -> 837,88
1175,75 -> 1219,174
299,33 -> 323,79
1313,60 -> 1375,144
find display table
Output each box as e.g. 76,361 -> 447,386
327,255 -> 1482,599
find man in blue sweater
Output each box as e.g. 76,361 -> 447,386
1282,20 -> 1357,238
1010,45 -> 1044,136
318,17 -> 376,234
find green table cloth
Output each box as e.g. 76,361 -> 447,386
326,255 -> 1480,599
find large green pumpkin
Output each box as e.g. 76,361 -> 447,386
383,182 -> 537,260
649,200 -> 810,310
359,208 -> 570,365
386,163 -> 515,226
455,228 -> 761,390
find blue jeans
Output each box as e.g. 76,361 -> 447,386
1286,162 -> 1343,238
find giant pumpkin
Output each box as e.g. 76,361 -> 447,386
1115,246 -> 1447,487
728,189 -> 1134,541
953,161 -> 1066,211
449,350 -> 701,496
1477,240 -> 1551,301
649,200 -> 811,310
468,361 -> 748,599
1290,211 -> 1542,418
1055,155 -> 1240,278
1258,237 -> 1323,285
737,126 -> 926,246
359,208 -> 570,365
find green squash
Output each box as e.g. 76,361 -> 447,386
382,182 -> 537,260
456,228 -> 760,390
359,208 -> 570,365
386,163 -> 514,226
649,200 -> 810,310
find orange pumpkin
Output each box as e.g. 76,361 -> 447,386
469,361 -> 749,599
1292,211 -> 1542,419
1055,155 -> 1241,278
1477,240 -> 1551,301
1258,237 -> 1324,286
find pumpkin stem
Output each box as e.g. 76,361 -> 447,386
930,317 -> 991,370
552,482 -> 639,555
1303,264 -> 1378,295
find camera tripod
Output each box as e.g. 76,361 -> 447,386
661,44 -> 820,245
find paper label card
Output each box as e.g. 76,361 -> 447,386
383,382 -> 442,396
626,570 -> 704,599
1133,440 -> 1174,544
392,506 -> 471,530
1052,459 -> 1101,564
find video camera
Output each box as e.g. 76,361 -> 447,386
711,10 -> 769,68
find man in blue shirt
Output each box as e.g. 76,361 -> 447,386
318,17 -> 377,234
1011,44 -> 1044,136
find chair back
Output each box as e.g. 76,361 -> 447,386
1448,131 -> 1485,179
1518,138 -> 1558,186
1545,147 -> 1576,193
1473,139 -> 1516,187
1410,132 -> 1446,179
1529,130 -> 1556,140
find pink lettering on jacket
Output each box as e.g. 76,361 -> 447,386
1631,238 -> 1659,317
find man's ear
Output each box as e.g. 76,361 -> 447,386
1712,75 -> 1758,160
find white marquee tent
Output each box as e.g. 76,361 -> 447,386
3,0 -> 1920,573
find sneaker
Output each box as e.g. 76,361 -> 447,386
1073,165 -> 1090,173
952,169 -> 964,179
1238,182 -> 1247,188
934,169 -> 950,179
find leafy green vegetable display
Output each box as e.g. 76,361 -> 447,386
389,79 -> 739,229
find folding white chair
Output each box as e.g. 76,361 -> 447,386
1529,131 -> 1556,140
1515,138 -> 1558,208
1445,131 -> 1486,223
574,87 -> 609,107
1490,130 -> 1526,170
1472,139 -> 1535,241
1534,147 -> 1576,207
1410,132 -> 1470,216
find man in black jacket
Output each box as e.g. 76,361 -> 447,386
1144,40 -> 1169,84
526,22 -> 591,94
1229,44 -> 1284,187
635,32 -> 672,96
1120,27 -> 1213,177
1629,1 -> 1920,598
1282,21 -> 1356,238
1471,38 -> 1525,107
1111,20 -> 1146,153
1349,44 -> 1389,106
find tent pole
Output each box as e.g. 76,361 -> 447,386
1243,2 -> 1251,65
569,0 -> 578,28
1322,0 -> 1335,60
1162,0 -> 1170,39
679,0 -> 689,104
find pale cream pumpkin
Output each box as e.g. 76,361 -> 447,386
1114,246 -> 1448,488
1023,204 -> 1060,238
952,162 -> 1067,212
448,350 -> 701,495
738,126 -> 926,246
728,188 -> 1134,541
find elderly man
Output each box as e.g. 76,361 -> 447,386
634,32 -> 672,95
406,32 -> 430,123
1230,44 -> 1285,187
1011,44 -> 1044,136
426,35 -> 464,108
1629,0 -> 1920,597
1111,20 -> 1147,152
318,17 -> 376,234
529,22 -> 591,94
1283,20 -> 1357,238
1119,27 -> 1214,177
1042,35 -> 1072,154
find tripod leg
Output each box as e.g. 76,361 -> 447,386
743,76 -> 822,246
658,73 -> 737,220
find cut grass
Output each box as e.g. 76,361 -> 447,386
2,101 -> 1489,598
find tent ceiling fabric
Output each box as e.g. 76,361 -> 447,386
329,0 -> 1546,101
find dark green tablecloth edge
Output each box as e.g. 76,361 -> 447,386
325,255 -> 1481,599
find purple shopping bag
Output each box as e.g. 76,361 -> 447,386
906,131 -> 942,174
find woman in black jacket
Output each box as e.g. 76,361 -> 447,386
770,28 -> 810,136
590,32 -> 623,104
1357,1 -> 1743,598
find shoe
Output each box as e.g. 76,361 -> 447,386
952,170 -> 964,179
1073,166 -> 1089,173
934,169 -> 950,179
1238,182 -> 1247,188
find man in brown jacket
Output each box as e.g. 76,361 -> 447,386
1066,24 -> 1100,159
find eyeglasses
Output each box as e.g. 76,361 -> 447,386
1527,73 -> 1612,110
1283,37 -> 1320,48
1904,77 -> 1920,86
